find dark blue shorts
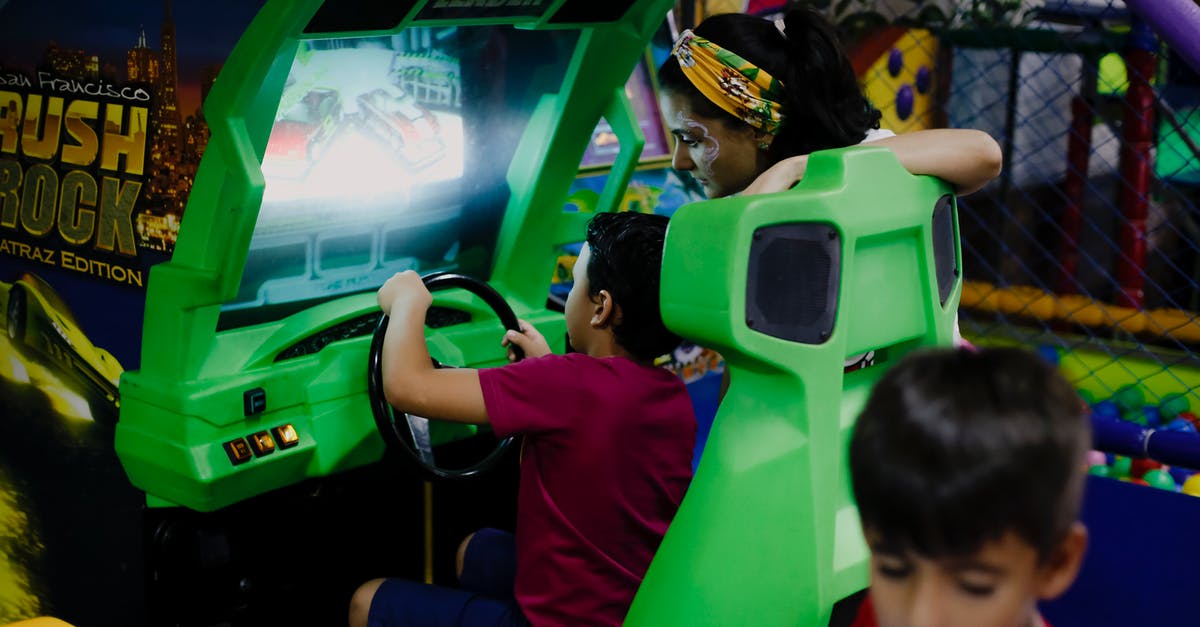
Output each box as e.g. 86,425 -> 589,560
368,528 -> 527,627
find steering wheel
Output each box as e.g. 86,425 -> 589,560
368,272 -> 523,480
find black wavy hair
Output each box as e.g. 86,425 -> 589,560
584,211 -> 681,362
658,7 -> 881,165
850,347 -> 1091,561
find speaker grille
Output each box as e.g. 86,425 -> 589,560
745,223 -> 840,344
931,194 -> 958,307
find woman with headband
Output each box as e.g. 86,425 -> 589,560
658,8 -> 1002,200
660,8 -> 990,382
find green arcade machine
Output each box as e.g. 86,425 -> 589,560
110,0 -> 961,624
630,148 -> 960,625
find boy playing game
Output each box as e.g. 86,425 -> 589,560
848,347 -> 1091,627
349,211 -> 695,627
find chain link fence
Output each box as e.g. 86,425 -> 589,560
817,0 -> 1200,481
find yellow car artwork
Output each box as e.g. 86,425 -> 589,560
2,273 -> 124,424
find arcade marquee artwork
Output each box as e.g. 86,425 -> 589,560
0,0 -> 263,623
0,0 -> 260,399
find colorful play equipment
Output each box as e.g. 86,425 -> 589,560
859,28 -> 941,133
960,280 -> 1200,343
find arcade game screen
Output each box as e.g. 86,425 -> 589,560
219,25 -> 577,328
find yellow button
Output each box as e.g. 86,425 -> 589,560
224,439 -> 252,465
248,431 -> 276,457
272,424 -> 300,449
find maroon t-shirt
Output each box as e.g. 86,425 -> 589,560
479,353 -> 696,626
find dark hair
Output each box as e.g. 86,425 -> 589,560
584,211 -> 681,362
849,347 -> 1090,561
658,7 -> 881,165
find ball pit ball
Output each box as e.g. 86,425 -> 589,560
1088,464 -> 1112,478
1122,409 -> 1148,426
1035,345 -> 1061,366
1142,405 -> 1161,427
1183,474 -> 1200,497
1092,400 -> 1120,421
1158,392 -> 1190,420
1130,458 -> 1163,479
1163,418 -> 1197,433
1111,456 -> 1132,477
1142,469 -> 1177,491
1087,450 -> 1107,467
1113,384 -> 1145,411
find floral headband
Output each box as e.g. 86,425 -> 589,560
670,29 -> 787,136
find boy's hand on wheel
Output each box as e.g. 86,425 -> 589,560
502,319 -> 551,360
377,270 -> 432,315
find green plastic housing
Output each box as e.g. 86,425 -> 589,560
114,0 -> 670,512
628,146 -> 961,625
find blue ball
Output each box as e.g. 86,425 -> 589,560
1142,405 -> 1162,427
1092,400 -> 1121,421
1035,344 -> 1060,365
888,48 -> 903,77
1170,467 -> 1196,485
1163,418 -> 1198,433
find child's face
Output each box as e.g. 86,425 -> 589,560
564,243 -> 596,352
659,90 -> 763,199
865,527 -> 1086,627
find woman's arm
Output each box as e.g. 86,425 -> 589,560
869,128 -> 1002,195
743,128 -> 1002,196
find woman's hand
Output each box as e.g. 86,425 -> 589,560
742,155 -> 809,196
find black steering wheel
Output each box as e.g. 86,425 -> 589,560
368,272 -> 523,480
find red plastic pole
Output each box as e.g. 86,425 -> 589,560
1057,68 -> 1096,296
1115,21 -> 1157,309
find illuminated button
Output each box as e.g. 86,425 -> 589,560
248,431 -> 276,457
272,424 -> 300,449
224,439 -> 252,465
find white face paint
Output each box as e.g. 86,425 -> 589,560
676,111 -> 720,178
661,90 -> 763,199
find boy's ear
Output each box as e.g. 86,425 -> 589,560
591,289 -> 619,328
1035,523 -> 1088,601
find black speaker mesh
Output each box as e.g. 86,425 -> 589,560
931,194 -> 958,307
745,223 -> 840,344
